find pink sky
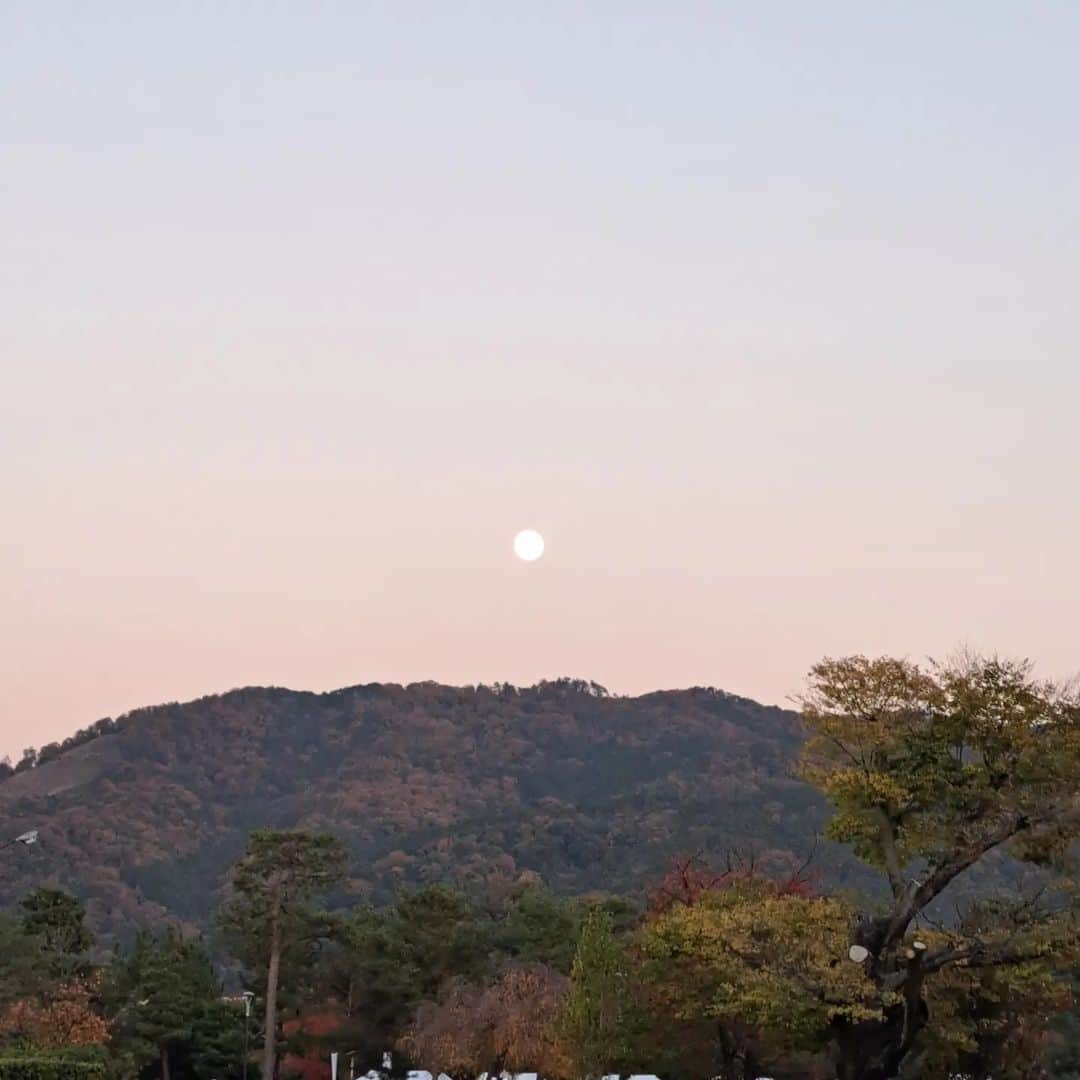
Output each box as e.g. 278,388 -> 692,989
3,4 -> 1079,758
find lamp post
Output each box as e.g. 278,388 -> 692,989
241,991 -> 255,1080
0,830 -> 38,852
341,1049 -> 359,1080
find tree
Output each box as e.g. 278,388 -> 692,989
188,999 -> 249,1080
495,884 -> 581,973
0,977 -> 108,1051
1044,973 -> 1080,1078
0,913 -> 47,1009
0,893 -> 105,1059
560,907 -> 640,1079
106,929 -> 224,1080
911,948 -> 1073,1078
220,829 -> 347,1080
640,879 -> 876,1079
799,653 -> 1080,1079
319,884 -> 493,1059
20,889 -> 94,982
647,852 -> 815,918
391,885 -> 492,994
400,964 -> 571,1079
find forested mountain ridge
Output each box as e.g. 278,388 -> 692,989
0,679 -> 868,942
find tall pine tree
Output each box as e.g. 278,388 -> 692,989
220,829 -> 347,1080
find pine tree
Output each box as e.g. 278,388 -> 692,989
107,929 -> 223,1080
20,889 -> 94,982
219,829 -> 347,1080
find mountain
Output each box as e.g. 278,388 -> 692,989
0,679 -> 872,943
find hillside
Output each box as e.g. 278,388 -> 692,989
0,679 -> 873,942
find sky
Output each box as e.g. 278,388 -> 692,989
3,2 -> 1079,758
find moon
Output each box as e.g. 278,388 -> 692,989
513,529 -> 545,562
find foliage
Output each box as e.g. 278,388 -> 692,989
0,893 -> 105,1057
220,830 -> 348,953
0,980 -> 108,1051
1044,974 -> 1080,1078
19,890 -> 94,983
800,654 -> 1080,879
0,718 -> 117,781
493,884 -> 582,973
641,880 -> 880,1058
911,952 -> 1072,1078
1,656 -> 1078,1080
321,884 -> 495,1057
799,652 -> 1080,1079
647,851 -> 816,917
0,1059 -> 106,1080
560,907 -> 641,1079
0,681 -> 839,945
220,829 -> 347,1080
105,928 -> 227,1080
400,964 -> 571,1079
0,916 -> 46,1009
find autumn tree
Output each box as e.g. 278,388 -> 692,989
220,829 -> 347,1080
799,653 -> 1080,1079
640,878 -> 876,1079
647,851 -> 815,918
911,939 -> 1073,1078
399,964 -> 571,1079
0,977 -> 108,1051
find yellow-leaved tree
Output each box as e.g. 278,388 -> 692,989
799,652 -> 1080,1079
641,879 -> 881,1078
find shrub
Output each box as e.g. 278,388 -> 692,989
0,1059 -> 106,1080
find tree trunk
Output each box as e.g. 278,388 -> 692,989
741,1051 -> 762,1080
262,898 -> 282,1080
160,1046 -> 171,1080
832,996 -> 930,1080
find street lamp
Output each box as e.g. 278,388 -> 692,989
0,829 -> 38,852
341,1049 -> 359,1080
241,991 -> 255,1080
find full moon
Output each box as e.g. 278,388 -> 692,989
513,529 -> 545,562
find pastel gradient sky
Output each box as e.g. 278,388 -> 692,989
3,3 -> 1079,758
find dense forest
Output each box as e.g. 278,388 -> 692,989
0,678 -> 872,943
2,655 -> 1079,1079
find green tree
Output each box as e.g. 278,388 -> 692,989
799,653 -> 1080,1079
560,907 -> 639,1079
0,913 -> 46,1009
19,890 -> 94,982
220,829 -> 347,1080
1,893 -> 105,1056
496,885 -> 581,973
106,929 -> 224,1080
392,885 -> 492,993
323,885 -> 491,1054
188,999 -> 249,1080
